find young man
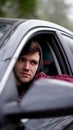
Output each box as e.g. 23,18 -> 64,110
14,39 -> 73,97
14,40 -> 44,97
14,39 -> 73,130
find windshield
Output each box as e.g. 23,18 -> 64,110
0,24 -> 19,81
0,23 -> 12,40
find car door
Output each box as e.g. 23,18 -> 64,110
0,20 -> 73,130
0,21 -> 73,104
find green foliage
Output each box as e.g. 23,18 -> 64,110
36,0 -> 73,31
0,0 -> 6,16
0,0 -> 37,18
0,0 -> 73,31
17,0 -> 37,18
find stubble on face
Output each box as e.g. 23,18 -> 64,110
14,52 -> 40,85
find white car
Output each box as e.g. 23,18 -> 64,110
0,18 -> 73,130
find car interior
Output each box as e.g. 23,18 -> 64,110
31,34 -> 59,76
39,39 -> 58,76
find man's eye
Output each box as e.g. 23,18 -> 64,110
18,57 -> 25,62
31,61 -> 38,65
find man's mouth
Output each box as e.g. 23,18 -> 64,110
21,73 -> 31,77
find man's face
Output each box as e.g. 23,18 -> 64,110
14,52 -> 40,84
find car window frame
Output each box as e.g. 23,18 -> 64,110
0,27 -> 73,96
56,32 -> 73,75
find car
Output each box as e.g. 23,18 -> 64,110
0,17 -> 73,130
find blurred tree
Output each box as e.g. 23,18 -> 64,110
0,0 -> 37,18
17,0 -> 37,18
36,0 -> 73,31
0,0 -> 6,16
0,0 -> 73,31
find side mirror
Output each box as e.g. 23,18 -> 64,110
20,78 -> 73,117
3,78 -> 73,119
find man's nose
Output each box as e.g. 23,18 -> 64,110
24,62 -> 30,69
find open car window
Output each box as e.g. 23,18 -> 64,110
39,39 -> 59,76
30,33 -> 63,76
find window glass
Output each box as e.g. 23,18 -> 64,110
62,35 -> 73,55
34,35 -> 59,75
0,23 -> 12,40
41,43 -> 58,75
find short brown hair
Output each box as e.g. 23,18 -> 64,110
20,40 -> 41,56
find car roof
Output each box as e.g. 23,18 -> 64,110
0,17 -> 73,36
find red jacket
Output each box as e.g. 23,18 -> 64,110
35,72 -> 73,83
19,72 -> 73,98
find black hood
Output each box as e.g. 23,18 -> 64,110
18,43 -> 43,97
34,44 -> 43,76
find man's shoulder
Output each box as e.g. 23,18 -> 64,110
35,72 -> 51,80
35,72 -> 73,83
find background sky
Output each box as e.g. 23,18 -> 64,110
65,0 -> 73,21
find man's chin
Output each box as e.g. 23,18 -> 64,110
21,79 -> 31,83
